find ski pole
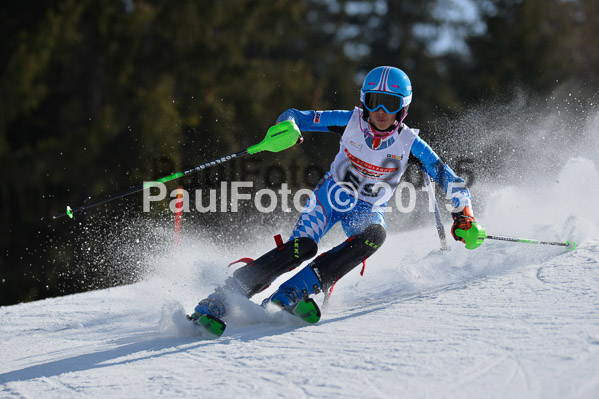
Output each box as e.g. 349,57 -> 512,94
484,234 -> 576,250
455,223 -> 576,251
422,172 -> 449,251
52,121 -> 303,219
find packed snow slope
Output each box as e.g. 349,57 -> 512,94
2,159 -> 599,398
2,103 -> 599,398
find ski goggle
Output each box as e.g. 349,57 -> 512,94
363,92 -> 404,114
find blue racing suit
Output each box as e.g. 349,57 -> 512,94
277,109 -> 472,244
191,108 -> 475,319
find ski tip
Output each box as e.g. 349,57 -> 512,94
188,313 -> 226,337
292,298 -> 321,324
565,240 -> 577,251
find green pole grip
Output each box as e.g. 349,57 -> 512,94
455,222 -> 487,250
248,120 -> 302,154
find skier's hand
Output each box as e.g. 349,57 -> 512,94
451,207 -> 486,250
451,206 -> 476,243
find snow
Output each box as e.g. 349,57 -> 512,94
2,125 -> 599,397
2,237 -> 599,399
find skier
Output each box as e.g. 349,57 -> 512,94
189,66 -> 483,326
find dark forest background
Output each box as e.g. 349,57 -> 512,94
1,0 -> 598,305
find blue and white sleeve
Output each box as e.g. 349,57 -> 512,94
410,136 -> 472,210
276,109 -> 353,133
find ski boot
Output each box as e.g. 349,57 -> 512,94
187,277 -> 245,336
262,265 -> 322,324
187,291 -> 227,336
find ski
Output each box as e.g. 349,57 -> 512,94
187,313 -> 227,337
283,298 -> 321,324
186,297 -> 320,338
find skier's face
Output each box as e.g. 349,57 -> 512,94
370,108 -> 397,132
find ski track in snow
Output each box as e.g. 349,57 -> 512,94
2,157 -> 599,398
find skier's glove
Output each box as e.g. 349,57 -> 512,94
451,206 -> 476,243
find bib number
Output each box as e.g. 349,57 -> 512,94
342,170 -> 390,200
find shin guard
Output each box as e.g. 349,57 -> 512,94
309,224 -> 387,292
233,237 -> 318,297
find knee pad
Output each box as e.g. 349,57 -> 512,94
356,224 -> 387,248
233,237 -> 318,297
